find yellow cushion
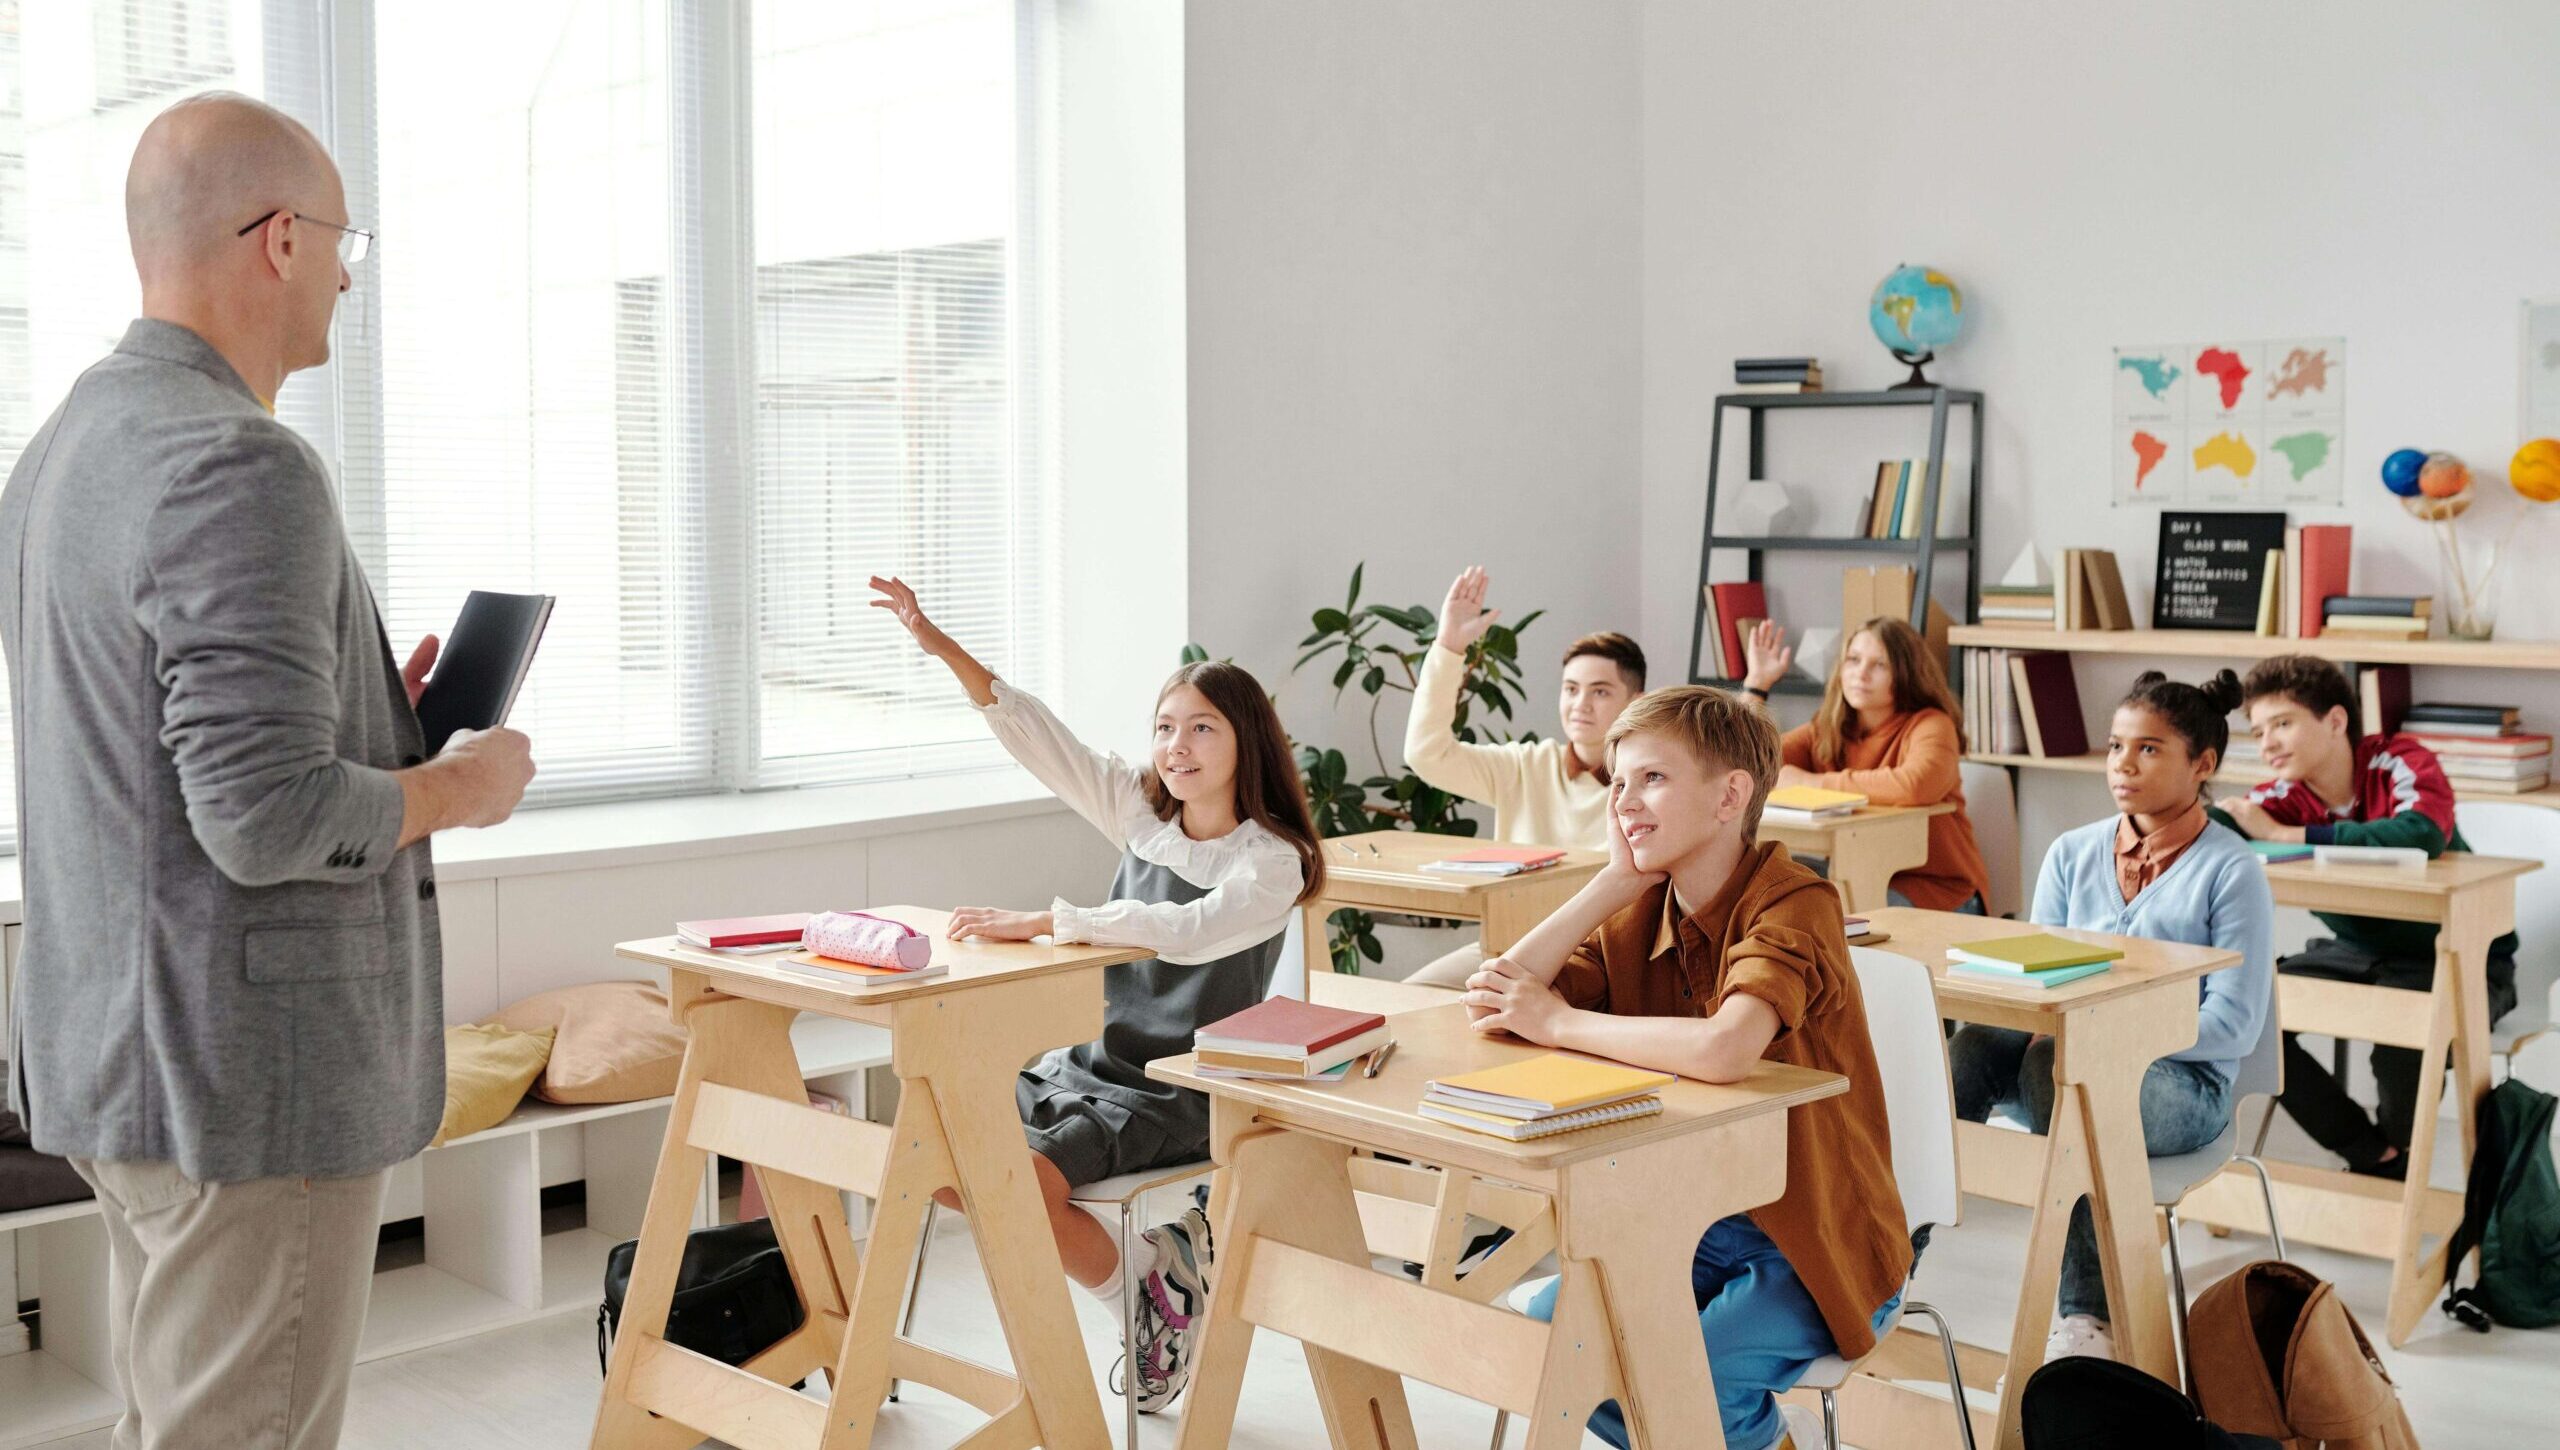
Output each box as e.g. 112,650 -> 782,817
488,981 -> 689,1105
434,1023 -> 555,1147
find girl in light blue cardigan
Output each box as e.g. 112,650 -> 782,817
1948,670 -> 2275,1365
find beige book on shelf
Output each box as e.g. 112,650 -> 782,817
2083,549 -> 2135,630
2255,548 -> 2283,636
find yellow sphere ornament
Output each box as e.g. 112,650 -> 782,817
2512,438 -> 2560,504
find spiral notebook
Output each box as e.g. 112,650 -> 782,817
1417,1095 -> 1664,1141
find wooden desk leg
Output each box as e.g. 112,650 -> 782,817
1177,1113 -> 1421,1450
1303,899 -> 1336,979
813,1092 -> 956,1448
1827,814 -> 1930,916
1991,1101 -> 2086,1450
2381,887 -> 2504,1351
2071,993 -> 2188,1394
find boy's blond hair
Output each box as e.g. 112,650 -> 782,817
1605,685 -> 1780,838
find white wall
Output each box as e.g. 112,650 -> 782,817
1639,0 -> 2560,888
1184,0 -> 1645,770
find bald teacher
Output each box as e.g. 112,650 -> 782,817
0,94 -> 534,1448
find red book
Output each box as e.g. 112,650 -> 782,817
1194,998 -> 1387,1057
677,912 -> 812,949
1709,581 -> 1767,680
2007,652 -> 2089,758
2296,524 -> 2351,639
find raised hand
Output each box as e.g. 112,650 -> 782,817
868,575 -> 944,648
1742,618 -> 1793,693
1435,565 -> 1500,654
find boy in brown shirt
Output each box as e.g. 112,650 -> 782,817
1466,685 -> 1911,1450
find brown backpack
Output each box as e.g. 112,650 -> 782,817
2187,1260 -> 2418,1450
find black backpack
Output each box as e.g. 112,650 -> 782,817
598,1220 -> 806,1376
2022,1359 -> 2280,1450
2442,1074 -> 2560,1329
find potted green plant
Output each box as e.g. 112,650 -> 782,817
1290,564 -> 1544,972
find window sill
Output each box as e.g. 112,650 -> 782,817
0,768 -> 1067,921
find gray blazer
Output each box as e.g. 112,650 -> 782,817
0,320 -> 442,1183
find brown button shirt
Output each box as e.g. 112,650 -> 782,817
1550,841 -> 1912,1359
2114,796 -> 2208,903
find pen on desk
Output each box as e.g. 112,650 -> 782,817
1366,842 -> 1382,859
1337,844 -> 1359,860
1363,1040 -> 1398,1077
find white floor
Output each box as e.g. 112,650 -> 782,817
30,1102 -> 2560,1450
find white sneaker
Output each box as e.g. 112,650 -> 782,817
2043,1313 -> 2115,1363
1777,1400 -> 1827,1449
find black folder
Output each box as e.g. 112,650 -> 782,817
415,591 -> 555,756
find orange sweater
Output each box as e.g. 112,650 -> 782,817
1780,708 -> 1989,912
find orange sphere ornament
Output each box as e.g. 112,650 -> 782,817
2417,451 -> 2471,499
2512,438 -> 2560,505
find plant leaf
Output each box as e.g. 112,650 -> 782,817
1346,562 -> 1364,611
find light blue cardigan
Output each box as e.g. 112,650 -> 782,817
2032,816 -> 2275,1086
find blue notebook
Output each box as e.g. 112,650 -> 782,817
1950,959 -> 2114,989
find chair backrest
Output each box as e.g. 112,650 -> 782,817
1850,946 -> 1961,1230
2230,958 -> 2285,1107
2454,800 -> 2560,1027
1959,760 -> 2023,918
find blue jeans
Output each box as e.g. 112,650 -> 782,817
1885,888 -> 1984,912
1945,1026 -> 2231,1320
1524,1214 -> 1901,1450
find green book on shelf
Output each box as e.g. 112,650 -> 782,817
1945,933 -> 2125,973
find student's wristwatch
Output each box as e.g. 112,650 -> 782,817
1742,684 -> 1771,700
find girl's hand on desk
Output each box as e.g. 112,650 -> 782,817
1774,763 -> 1817,789
1464,958 -> 1570,1044
948,907 -> 1054,942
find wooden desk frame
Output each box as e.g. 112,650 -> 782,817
1761,804 -> 1954,914
2174,856 -> 2531,1346
1299,830 -> 1605,981
589,917 -> 1146,1450
1153,1007 -> 1843,1450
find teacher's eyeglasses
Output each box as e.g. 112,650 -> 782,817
235,209 -> 374,265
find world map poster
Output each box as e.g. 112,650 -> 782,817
2112,338 -> 2345,506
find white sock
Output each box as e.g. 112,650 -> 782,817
1079,1228 -> 1156,1304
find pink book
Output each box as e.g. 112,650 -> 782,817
676,912 -> 812,949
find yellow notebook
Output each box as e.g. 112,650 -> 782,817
1946,933 -> 2126,973
1418,1096 -> 1664,1141
1763,785 -> 1868,812
1426,1053 -> 1676,1116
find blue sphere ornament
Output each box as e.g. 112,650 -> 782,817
2380,448 -> 2428,497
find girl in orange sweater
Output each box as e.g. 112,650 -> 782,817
1740,615 -> 1990,912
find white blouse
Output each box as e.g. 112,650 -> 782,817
978,681 -> 1305,965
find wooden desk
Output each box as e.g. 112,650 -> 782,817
1149,1004 -> 1844,1450
1761,803 -> 1955,913
1852,908 -> 2243,1450
1300,830 -> 1604,981
590,911 -> 1147,1450
2175,853 -> 2536,1346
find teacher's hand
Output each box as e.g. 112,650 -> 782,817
402,635 -> 440,708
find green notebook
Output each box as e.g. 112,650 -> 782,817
2248,840 -> 2314,863
1950,959 -> 2114,989
1945,933 -> 2126,973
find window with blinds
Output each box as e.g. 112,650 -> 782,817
0,0 -> 1057,851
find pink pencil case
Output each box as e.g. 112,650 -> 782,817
802,911 -> 932,970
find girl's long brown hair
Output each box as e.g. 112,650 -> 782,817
1808,616 -> 1968,767
1139,661 -> 1327,904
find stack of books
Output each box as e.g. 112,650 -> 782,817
1733,356 -> 1823,394
1419,1054 -> 1674,1141
2321,595 -> 2432,641
1944,933 -> 2126,990
2402,703 -> 2550,793
1423,846 -> 1565,877
1699,579 -> 1769,681
2223,733 -> 2263,768
2056,549 -> 2135,630
1977,582 -> 2057,629
1762,785 -> 1867,825
1963,646 -> 2028,755
1192,999 -> 1390,1082
2281,524 -> 2353,638
1860,460 -> 1954,540
678,913 -> 811,956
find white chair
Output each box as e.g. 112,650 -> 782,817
1487,946 -> 1976,1450
1959,761 -> 2023,918
892,1161 -> 1214,1448
2156,994 -> 2287,1384
2453,801 -> 2560,1072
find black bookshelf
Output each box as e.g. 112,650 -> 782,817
1688,387 -> 1985,689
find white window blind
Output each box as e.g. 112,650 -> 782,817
0,0 -> 336,853
0,0 -> 1059,849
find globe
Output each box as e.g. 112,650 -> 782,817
1869,264 -> 1965,388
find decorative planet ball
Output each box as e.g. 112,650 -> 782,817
2512,438 -> 2560,504
2379,447 -> 2428,497
1868,264 -> 1965,364
2418,451 -> 2471,499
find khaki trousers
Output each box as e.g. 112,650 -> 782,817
70,1158 -> 390,1450
1401,935 -> 1485,990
